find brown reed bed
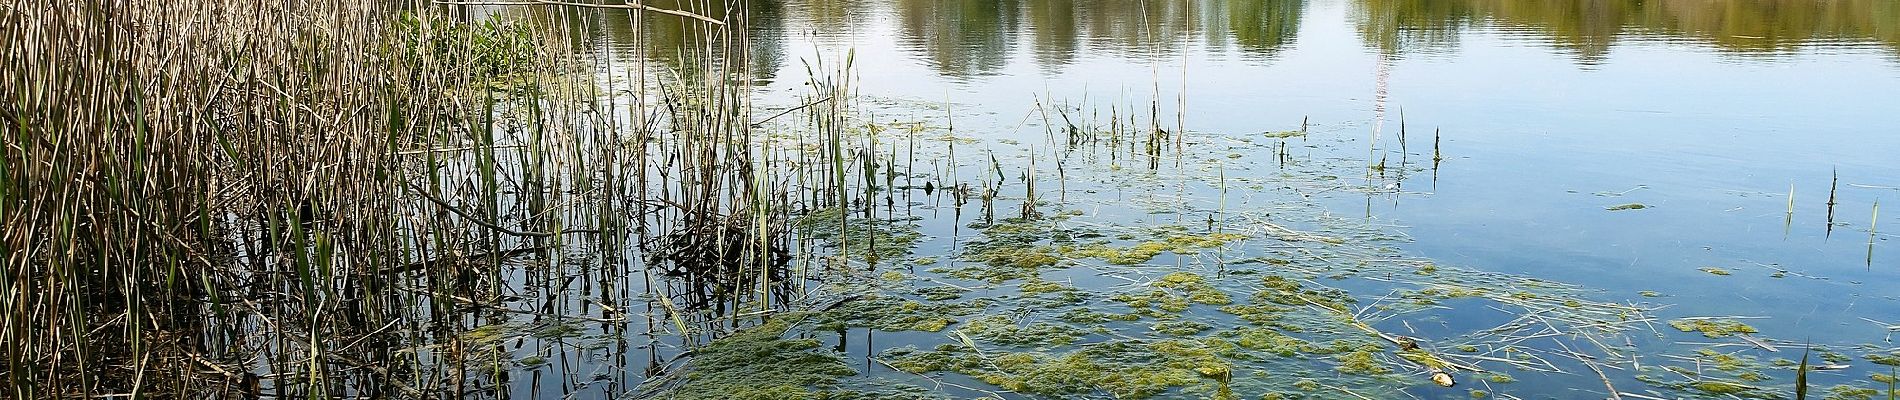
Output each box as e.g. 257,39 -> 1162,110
0,0 -> 864,397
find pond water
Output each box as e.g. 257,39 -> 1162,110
466,1 -> 1900,399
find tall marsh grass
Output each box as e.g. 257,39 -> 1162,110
0,0 -> 839,397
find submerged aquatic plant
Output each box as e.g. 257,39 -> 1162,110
639,315 -> 857,399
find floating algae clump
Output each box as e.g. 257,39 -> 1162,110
1152,272 -> 1233,305
1161,231 -> 1248,248
653,315 -> 856,399
1607,203 -> 1649,211
949,225 -> 1069,282
1254,275 -> 1355,312
1826,385 -> 1880,400
1067,232 -> 1247,265
1669,319 -> 1759,338
1017,282 -> 1089,308
1070,241 -> 1174,265
1698,267 -> 1733,276
1694,348 -> 1760,372
1224,327 -> 1323,357
793,207 -> 922,264
883,339 -> 1234,399
1687,380 -> 1759,396
1865,352 -> 1900,366
914,286 -> 967,301
960,315 -> 1088,347
462,322 -> 520,345
1293,378 -> 1320,391
1875,373 -> 1898,384
1335,349 -> 1392,375
1059,308 -> 1143,324
1113,289 -> 1200,318
1219,303 -> 1291,326
968,245 -> 1063,270
1019,277 -> 1076,296
965,219 -> 1070,263
816,297 -> 990,332
1152,320 -> 1212,336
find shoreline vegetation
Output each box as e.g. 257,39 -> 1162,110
3,1 -> 1894,399
1,0 -> 797,397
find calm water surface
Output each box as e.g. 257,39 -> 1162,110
714,0 -> 1900,339
513,0 -> 1900,397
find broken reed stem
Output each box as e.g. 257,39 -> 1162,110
1827,168 -> 1839,224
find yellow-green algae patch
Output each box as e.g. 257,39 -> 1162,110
1113,290 -> 1195,317
649,315 -> 856,400
1218,303 -> 1292,326
1335,348 -> 1392,375
793,207 -> 922,264
1669,319 -> 1759,338
1692,348 -> 1760,372
1220,327 -> 1343,357
1152,272 -> 1234,305
1014,277 -> 1090,307
883,338 -> 1237,399
1152,320 -> 1212,336
816,296 -> 991,332
1253,275 -> 1356,313
1866,352 -> 1900,366
943,219 -> 1072,282
967,245 -> 1063,270
1872,373 -> 1897,384
914,286 -> 966,301
1826,385 -> 1880,400
1059,308 -> 1143,324
1066,231 -> 1247,265
1687,380 -> 1759,396
1019,277 -> 1071,295
959,315 -> 1088,347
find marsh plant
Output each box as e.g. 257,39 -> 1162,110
0,0 -> 877,397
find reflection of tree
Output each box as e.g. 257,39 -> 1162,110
1475,0 -> 1630,64
1640,0 -> 1900,56
530,0 -> 1898,80
1353,0 -> 1900,62
1351,0 -> 1474,57
798,0 -> 869,33
1073,0 -> 1201,58
641,0 -> 784,81
1225,0 -> 1305,58
1016,0 -> 1312,71
522,1 -> 785,82
895,0 -> 1021,78
1024,0 -> 1080,70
